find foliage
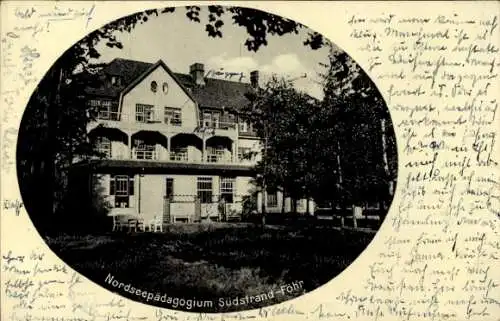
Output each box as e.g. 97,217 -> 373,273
240,44 -> 397,209
317,45 -> 398,205
153,6 -> 325,52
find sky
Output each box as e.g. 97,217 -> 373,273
90,7 -> 333,99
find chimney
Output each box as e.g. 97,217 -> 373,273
190,63 -> 205,86
250,70 -> 259,89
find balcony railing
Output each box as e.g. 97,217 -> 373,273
199,121 -> 237,130
134,150 -> 158,160
95,113 -> 241,132
97,111 -> 124,121
95,150 -> 257,165
170,152 -> 188,162
95,112 -> 162,124
206,154 -> 232,163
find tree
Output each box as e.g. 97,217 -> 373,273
318,44 -> 397,211
149,6 -> 326,52
242,76 -> 321,215
240,43 -> 398,223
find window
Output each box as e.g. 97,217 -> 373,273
238,147 -> 252,162
134,139 -> 156,160
212,112 -> 220,128
207,146 -> 225,163
136,104 -> 155,123
151,81 -> 158,93
162,82 -> 169,94
95,136 -> 112,158
170,147 -> 188,161
90,99 -> 118,120
164,107 -> 182,126
197,177 -> 213,203
110,175 -> 134,208
111,76 -> 121,86
220,113 -> 236,129
165,178 -> 174,200
202,112 -> 212,127
267,191 -> 278,208
89,99 -> 101,107
202,111 -> 221,128
99,100 -> 114,120
220,177 -> 234,203
239,121 -> 253,133
238,121 -> 248,132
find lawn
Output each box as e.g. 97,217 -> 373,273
44,223 -> 374,312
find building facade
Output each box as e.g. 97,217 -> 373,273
74,58 -> 312,224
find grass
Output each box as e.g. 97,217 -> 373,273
44,223 -> 374,312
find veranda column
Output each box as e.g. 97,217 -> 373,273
202,138 -> 206,162
256,191 -> 263,214
284,197 -> 292,213
353,205 -> 362,229
167,136 -> 171,161
231,141 -> 236,163
308,198 -> 315,215
127,132 -> 132,159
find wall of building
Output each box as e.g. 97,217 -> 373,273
111,140 -> 128,159
98,173 -> 256,222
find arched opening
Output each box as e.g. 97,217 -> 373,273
88,127 -> 128,159
206,136 -> 233,163
170,133 -> 203,162
131,130 -> 168,160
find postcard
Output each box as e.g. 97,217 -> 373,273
1,1 -> 498,320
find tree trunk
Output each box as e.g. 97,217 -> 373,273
335,139 -> 344,224
380,118 -> 394,199
44,66 -> 59,218
281,190 -> 285,214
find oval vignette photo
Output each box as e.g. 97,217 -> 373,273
16,6 -> 398,313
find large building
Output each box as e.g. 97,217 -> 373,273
73,58 -> 313,224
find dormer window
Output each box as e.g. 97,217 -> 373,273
239,121 -> 248,132
111,76 -> 121,86
151,81 -> 158,93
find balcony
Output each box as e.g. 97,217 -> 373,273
97,111 -> 128,121
198,120 -> 237,131
97,148 -> 254,166
91,111 -> 243,138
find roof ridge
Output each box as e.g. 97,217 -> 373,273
112,57 -> 154,64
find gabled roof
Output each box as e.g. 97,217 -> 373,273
84,58 -> 254,112
120,60 -> 198,106
84,58 -> 152,97
186,77 -> 253,111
